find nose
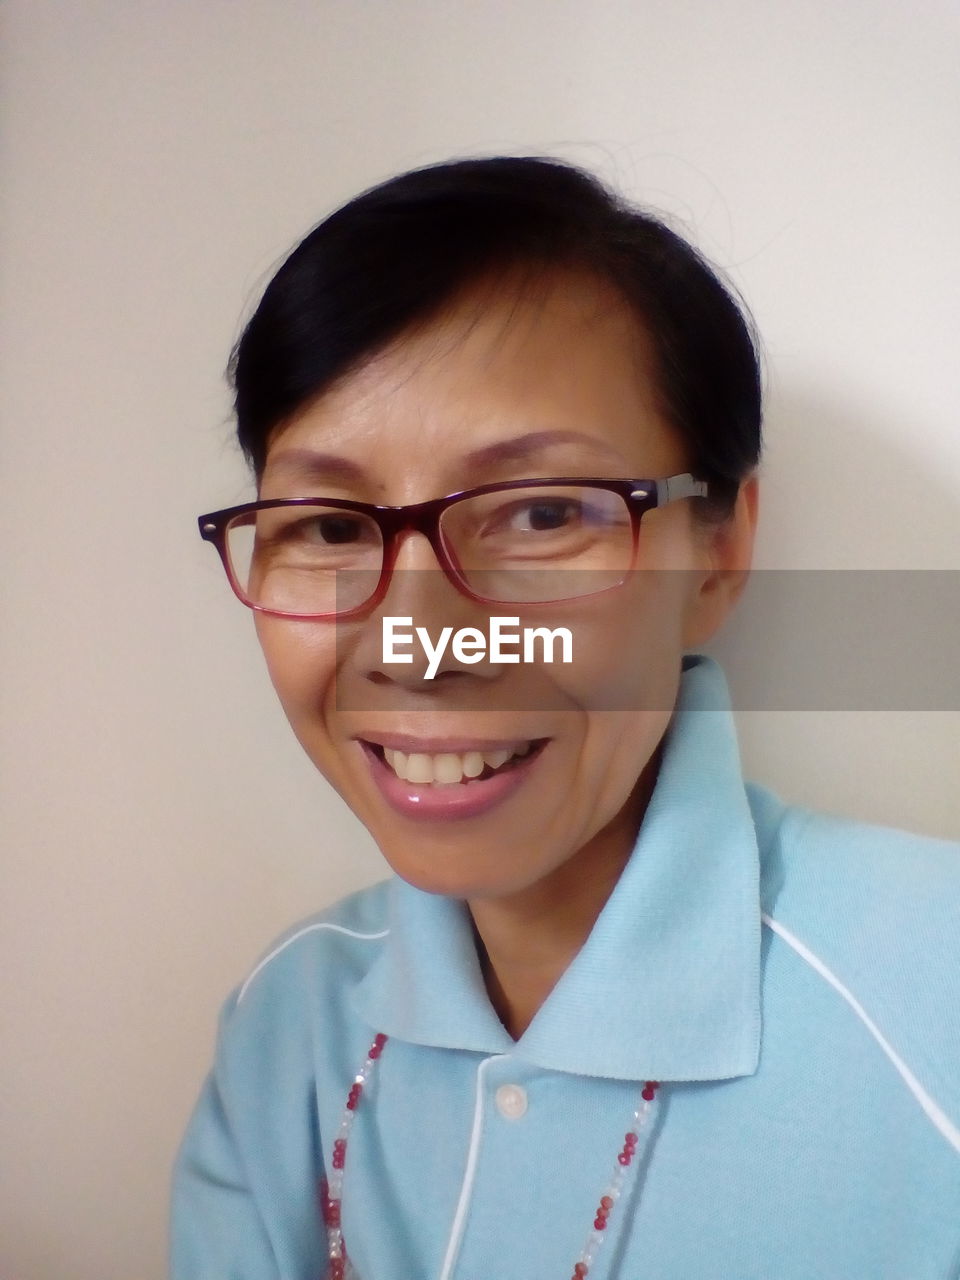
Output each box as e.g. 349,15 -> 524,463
390,524 -> 447,574
361,530 -> 495,688
382,525 -> 466,614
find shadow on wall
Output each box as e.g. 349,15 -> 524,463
712,383 -> 960,838
751,383 -> 960,571
709,384 -> 960,706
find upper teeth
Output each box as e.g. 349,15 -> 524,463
382,742 -> 533,785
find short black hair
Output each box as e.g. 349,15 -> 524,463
229,156 -> 762,507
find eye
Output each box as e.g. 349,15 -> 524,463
497,497 -> 584,533
272,511 -> 374,546
302,514 -> 366,544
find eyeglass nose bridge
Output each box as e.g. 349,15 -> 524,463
371,494 -> 472,608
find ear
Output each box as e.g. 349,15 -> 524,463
682,473 -> 759,649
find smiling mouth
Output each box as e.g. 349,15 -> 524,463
362,739 -> 549,786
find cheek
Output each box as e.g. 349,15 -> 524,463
554,588 -> 686,815
584,703 -> 675,790
254,617 -> 340,729
550,575 -> 692,716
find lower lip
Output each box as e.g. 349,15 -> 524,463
358,740 -> 546,821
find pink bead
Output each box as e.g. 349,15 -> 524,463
346,1097 -> 358,1111
641,1087 -> 655,1101
594,1215 -> 606,1230
574,1265 -> 589,1278
600,1196 -> 614,1211
618,1151 -> 632,1166
625,1131 -> 638,1147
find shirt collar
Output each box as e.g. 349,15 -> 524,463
351,655 -> 762,1082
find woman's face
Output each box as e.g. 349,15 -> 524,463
254,271 -> 756,901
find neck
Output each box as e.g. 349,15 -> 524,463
468,759 -> 658,1040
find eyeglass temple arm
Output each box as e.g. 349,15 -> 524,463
645,474 -> 710,506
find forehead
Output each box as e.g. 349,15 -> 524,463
262,269 -> 684,491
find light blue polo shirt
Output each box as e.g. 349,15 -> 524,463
170,655 -> 960,1279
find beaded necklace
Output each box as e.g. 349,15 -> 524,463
319,1033 -> 661,1280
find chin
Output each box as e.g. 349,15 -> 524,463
376,840 -> 539,901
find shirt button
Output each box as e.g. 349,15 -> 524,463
494,1083 -> 528,1119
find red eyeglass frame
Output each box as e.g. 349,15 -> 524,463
197,473 -> 712,620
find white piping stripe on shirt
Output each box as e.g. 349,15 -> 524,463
237,923 -> 389,1004
437,1055 -> 507,1280
762,912 -> 960,1156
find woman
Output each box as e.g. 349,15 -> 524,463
172,157 -> 960,1279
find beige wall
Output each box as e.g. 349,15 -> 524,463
2,2 -> 958,1277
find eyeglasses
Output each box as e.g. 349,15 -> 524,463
197,473 -> 711,619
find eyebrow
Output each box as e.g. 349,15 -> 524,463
263,449 -> 367,484
267,430 -> 632,484
462,429 -> 630,470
